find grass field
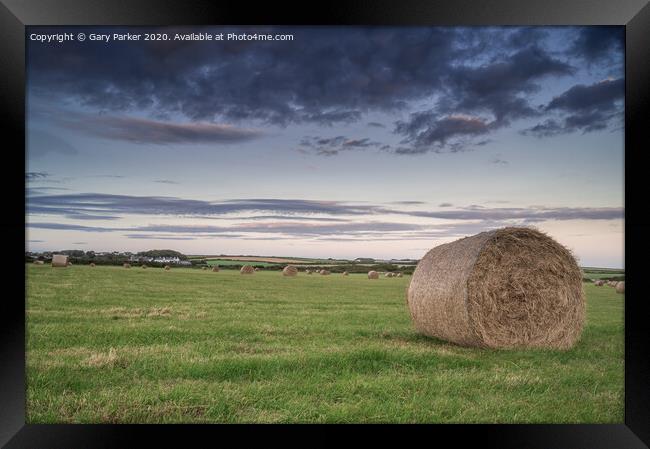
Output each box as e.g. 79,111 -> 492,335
205,259 -> 280,267
26,264 -> 624,423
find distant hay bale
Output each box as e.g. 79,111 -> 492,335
397,273 -> 403,278
164,265 -> 171,271
33,260 -> 44,265
319,269 -> 331,275
241,265 -> 255,274
282,265 -> 298,276
51,254 -> 68,267
202,266 -> 207,270
212,266 -> 219,272
305,269 -> 312,274
67,262 -> 73,266
254,267 -> 260,272
123,263 -> 131,269
616,281 -> 625,294
407,227 -> 585,349
142,264 -> 147,269
368,270 -> 379,279
594,280 -> 604,286
89,262 -> 95,268
343,271 -> 349,276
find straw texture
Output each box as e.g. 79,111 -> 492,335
282,265 -> 298,276
51,254 -> 68,267
368,271 -> 379,279
240,265 -> 255,274
407,227 -> 585,349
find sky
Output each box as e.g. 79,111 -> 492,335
25,26 -> 625,267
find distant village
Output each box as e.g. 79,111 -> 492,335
25,249 -> 193,267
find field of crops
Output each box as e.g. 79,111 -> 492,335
26,265 -> 624,423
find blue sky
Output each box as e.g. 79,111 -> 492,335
26,26 -> 624,267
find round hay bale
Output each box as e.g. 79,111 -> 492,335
89,262 -> 95,268
407,227 -> 585,349
123,263 -> 131,269
594,280 -> 604,286
319,269 -> 331,275
33,260 -> 44,265
67,262 -> 73,266
615,281 -> 625,294
142,264 -> 147,269
397,272 -> 403,278
212,266 -> 219,272
241,265 -> 255,274
368,270 -> 379,279
51,254 -> 68,267
254,267 -> 260,272
202,266 -> 208,270
342,271 -> 349,276
305,269 -> 311,275
282,265 -> 298,276
164,265 -> 171,271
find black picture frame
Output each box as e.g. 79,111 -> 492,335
2,0 -> 649,447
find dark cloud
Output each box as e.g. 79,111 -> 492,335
26,172 -> 49,180
395,113 -> 492,153
26,193 -> 387,218
59,114 -> 263,145
27,191 -> 623,233
28,27 -> 461,126
367,122 -> 386,128
569,27 -> 624,64
298,135 -> 385,156
545,78 -> 623,113
523,78 -> 623,136
438,203 -> 453,207
392,46 -> 575,153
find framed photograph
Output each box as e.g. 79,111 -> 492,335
2,0 -> 649,447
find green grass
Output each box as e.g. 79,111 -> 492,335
582,267 -> 625,280
205,259 -> 280,267
26,265 -> 623,423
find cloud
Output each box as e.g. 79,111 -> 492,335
569,27 -> 624,65
26,172 -> 50,180
27,192 -> 624,227
60,114 -> 264,145
28,27 -> 608,137
438,203 -> 453,207
391,46 -> 575,153
394,113 -> 492,153
406,206 -> 623,222
27,27 -> 461,126
490,155 -> 509,165
523,78 -> 624,136
26,193 -> 388,219
367,122 -> 386,128
545,78 -> 623,113
27,222 -> 115,232
298,135 -> 386,156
